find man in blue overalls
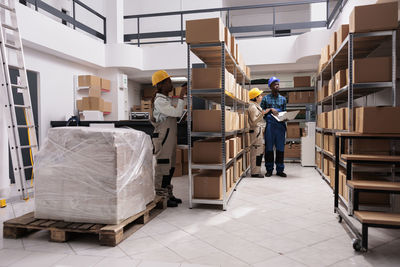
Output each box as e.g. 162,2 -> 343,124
261,77 -> 287,177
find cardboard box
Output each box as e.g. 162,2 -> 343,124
336,24 -> 349,49
236,136 -> 242,152
88,86 -> 101,98
192,110 -> 231,132
335,69 -> 347,92
353,172 -> 390,205
141,99 -> 152,106
78,75 -> 101,88
101,78 -> 111,91
231,36 -> 236,60
193,171 -> 223,199
182,149 -> 188,163
328,134 -> 335,153
82,97 -> 104,111
293,76 -> 311,87
323,158 -> 329,175
186,18 -> 225,44
132,105 -> 141,112
285,143 -> 301,158
328,79 -> 334,96
103,101 -> 112,113
176,149 -> 182,164
329,166 -> 335,188
173,164 -> 183,177
229,138 -> 237,159
353,57 -> 391,83
321,45 -> 330,66
327,111 -> 333,129
192,139 -> 229,164
349,2 -> 398,33
143,87 -> 156,98
76,100 -> 83,111
192,68 -> 228,89
224,27 -> 231,52
287,123 -> 301,138
323,134 -> 329,151
318,85 -> 329,101
316,132 -> 322,148
329,31 -> 337,57
355,107 -> 400,133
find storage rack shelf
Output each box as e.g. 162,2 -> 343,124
187,41 -> 251,211
315,28 -> 398,252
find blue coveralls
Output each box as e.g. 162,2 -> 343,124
260,93 -> 287,173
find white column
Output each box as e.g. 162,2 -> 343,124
0,106 -> 10,198
105,0 -> 124,44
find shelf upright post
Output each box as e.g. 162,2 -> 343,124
187,43 -> 193,209
392,30 -> 397,108
347,33 -> 354,215
221,42 -> 227,211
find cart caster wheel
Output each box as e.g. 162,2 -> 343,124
337,215 -> 342,223
352,239 -> 361,251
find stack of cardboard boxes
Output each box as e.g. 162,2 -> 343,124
76,75 -> 112,115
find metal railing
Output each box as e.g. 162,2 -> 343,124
124,0 -> 347,46
24,0 -> 106,43
327,0 -> 348,29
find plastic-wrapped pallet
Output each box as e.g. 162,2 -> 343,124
34,127 -> 155,224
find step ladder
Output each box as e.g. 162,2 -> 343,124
0,0 -> 38,200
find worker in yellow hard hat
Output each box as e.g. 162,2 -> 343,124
151,70 -> 187,207
247,88 -> 268,178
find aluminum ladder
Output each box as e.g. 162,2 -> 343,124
0,0 -> 38,200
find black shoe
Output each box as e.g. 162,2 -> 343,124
167,199 -> 178,207
265,171 -> 272,177
170,196 -> 182,204
276,172 -> 287,177
251,174 -> 264,178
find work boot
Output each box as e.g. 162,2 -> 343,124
251,174 -> 264,178
167,199 -> 178,207
276,172 -> 287,177
265,171 -> 273,177
170,196 -> 182,204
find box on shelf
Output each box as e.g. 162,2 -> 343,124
328,134 -> 335,153
132,105 -> 141,112
335,69 -> 347,92
316,152 -> 322,169
78,75 -> 101,88
329,166 -> 335,188
285,143 -> 301,158
192,139 -> 229,164
349,2 -> 398,33
88,86 -> 101,98
329,31 -> 337,57
336,24 -> 349,49
353,57 -> 391,83
318,85 -> 328,102
101,78 -> 111,91
229,138 -> 237,159
316,132 -> 322,147
236,136 -> 242,152
231,36 -> 236,60
186,18 -> 225,44
103,101 -> 112,113
355,107 -> 400,133
293,76 -> 311,87
82,97 -> 104,111
323,158 -> 330,176
193,170 -> 223,199
224,27 -> 231,53
173,164 -> 183,177
143,86 -> 157,99
192,68 -> 229,89
353,172 -> 390,205
327,111 -> 333,129
323,133 -> 329,151
287,123 -> 301,138
76,100 -> 83,111
321,45 -> 330,67
328,79 -> 334,96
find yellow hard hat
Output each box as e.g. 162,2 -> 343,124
249,88 -> 263,100
152,70 -> 171,86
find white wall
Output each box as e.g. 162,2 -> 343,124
23,47 -> 99,144
128,79 -> 141,110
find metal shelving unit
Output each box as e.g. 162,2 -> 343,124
315,29 -> 398,252
315,29 -> 397,187
187,41 -> 251,211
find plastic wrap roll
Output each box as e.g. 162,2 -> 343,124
34,127 -> 155,224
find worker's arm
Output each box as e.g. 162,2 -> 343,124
282,97 -> 287,111
249,106 -> 264,125
155,97 -> 184,117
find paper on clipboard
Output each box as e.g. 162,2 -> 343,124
271,110 -> 299,122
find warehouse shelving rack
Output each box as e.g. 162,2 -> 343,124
315,29 -> 398,251
260,85 -> 315,162
315,29 -> 397,186
187,41 -> 251,211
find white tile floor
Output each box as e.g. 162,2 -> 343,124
1,163 -> 400,266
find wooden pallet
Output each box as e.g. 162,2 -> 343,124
3,196 -> 167,246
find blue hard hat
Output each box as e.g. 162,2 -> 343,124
268,76 -> 280,87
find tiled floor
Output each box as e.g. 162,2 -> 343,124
1,163 -> 400,266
